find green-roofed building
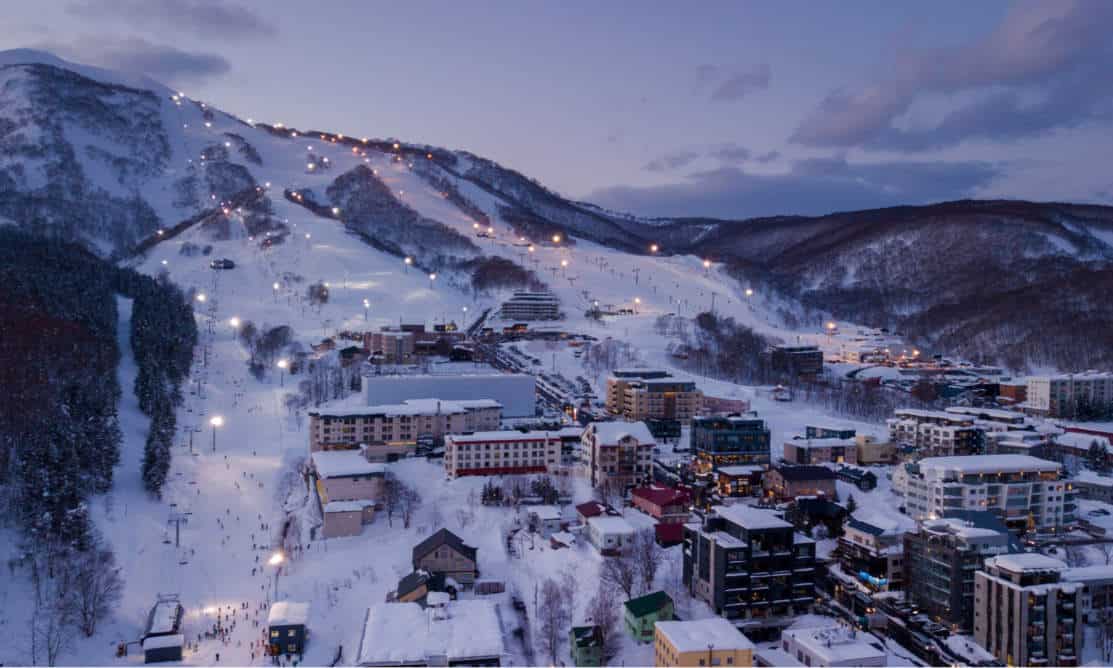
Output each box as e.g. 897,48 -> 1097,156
623,590 -> 674,643
569,625 -> 604,666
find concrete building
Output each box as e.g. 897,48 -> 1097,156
443,430 -> 561,479
691,415 -> 771,474
1072,470 -> 1113,503
309,399 -> 502,457
311,450 -> 386,538
837,515 -> 904,592
654,617 -> 754,667
682,505 -> 816,633
887,408 -> 980,457
769,345 -> 823,378
1027,372 -> 1113,418
630,485 -> 692,524
855,435 -> 897,465
779,625 -> 885,668
499,291 -> 561,320
364,330 -> 415,364
974,553 -> 1083,667
362,372 -> 536,418
586,515 -> 636,553
1062,565 -> 1113,625
903,513 -> 1011,632
582,421 -> 656,491
783,438 -> 858,466
356,599 -> 504,666
763,465 -> 836,501
605,369 -> 703,423
901,455 -> 1076,533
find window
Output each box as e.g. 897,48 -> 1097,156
271,630 -> 279,638
288,629 -> 297,637
288,644 -> 297,653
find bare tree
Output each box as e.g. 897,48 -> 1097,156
586,583 -> 620,662
382,473 -> 400,527
631,529 -> 663,594
28,552 -> 77,666
600,547 -> 638,600
399,486 -> 421,529
537,578 -> 571,664
1098,542 -> 1113,565
71,543 -> 124,637
559,565 -> 580,620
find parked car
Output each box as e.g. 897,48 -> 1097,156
209,258 -> 235,269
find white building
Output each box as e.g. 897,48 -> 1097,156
1027,372 -> 1113,417
586,515 -> 636,552
902,455 -> 1075,533
581,421 -> 656,491
356,599 -> 504,666
498,291 -> 560,320
887,409 -> 979,456
362,372 -> 536,417
779,625 -> 885,667
443,430 -> 561,479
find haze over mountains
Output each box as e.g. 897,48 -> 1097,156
2,48 -> 1112,370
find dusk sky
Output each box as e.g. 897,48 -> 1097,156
5,0 -> 1113,219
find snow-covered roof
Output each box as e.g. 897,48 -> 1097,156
446,430 -> 555,444
945,406 -> 1027,420
922,517 -> 1003,539
656,618 -> 753,653
589,420 -> 655,444
918,454 -> 1060,475
717,465 -> 765,476
311,398 -> 501,418
1075,470 -> 1113,488
142,634 -> 184,651
529,505 -> 562,521
893,408 -> 971,422
587,515 -> 636,535
787,437 -> 856,449
1063,565 -> 1113,584
357,600 -> 504,664
847,512 -> 901,536
147,600 -> 181,635
1056,432 -> 1111,452
268,601 -> 309,627
311,450 -> 386,478
782,625 -> 884,665
987,553 -> 1067,573
716,504 -> 791,530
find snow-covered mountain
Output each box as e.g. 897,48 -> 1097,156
3,48 -> 1113,368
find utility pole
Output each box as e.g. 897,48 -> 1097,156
168,507 -> 192,548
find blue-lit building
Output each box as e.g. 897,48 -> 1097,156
691,415 -> 771,473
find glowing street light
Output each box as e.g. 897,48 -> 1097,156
195,293 -> 207,303
331,207 -> 341,216
634,296 -> 641,314
363,298 -> 370,321
428,273 -> 437,289
277,358 -> 289,386
403,257 -> 412,273
229,317 -> 241,339
209,415 -> 224,452
272,282 -> 280,302
551,234 -> 562,244
269,551 -> 285,600
744,288 -> 754,297
650,243 -> 659,254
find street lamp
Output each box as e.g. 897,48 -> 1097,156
229,317 -> 240,340
702,259 -> 712,274
403,257 -> 412,273
196,293 -> 207,303
428,273 -> 437,289
650,243 -> 659,254
634,297 -> 641,314
277,359 -> 289,386
272,282 -> 280,302
551,233 -> 561,244
269,551 -> 285,601
744,288 -> 754,297
209,415 -> 224,453
363,299 -> 370,321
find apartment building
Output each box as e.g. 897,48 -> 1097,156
310,449 -> 387,538
682,505 -> 816,633
783,438 -> 858,466
443,430 -> 561,479
974,553 -> 1083,667
903,513 -> 1011,632
837,516 -> 904,592
1027,372 -> 1113,418
498,291 -> 561,320
582,421 -> 656,491
768,345 -> 823,378
654,617 -> 754,668
308,398 -> 502,458
901,455 -> 1076,533
364,330 -> 415,364
887,408 -> 981,456
691,415 -> 771,474
605,369 -> 703,423
763,465 -> 836,501
855,435 -> 897,465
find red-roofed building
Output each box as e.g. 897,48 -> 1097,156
654,523 -> 685,547
631,486 -> 692,524
576,501 -> 611,525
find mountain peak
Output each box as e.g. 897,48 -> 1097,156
0,47 -> 173,96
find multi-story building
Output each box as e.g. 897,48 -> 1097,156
682,505 -> 816,633
945,406 -> 1029,427
974,553 -> 1083,667
691,415 -> 771,474
778,625 -> 885,668
308,398 -> 502,458
654,617 -> 754,668
364,330 -> 415,364
855,435 -> 896,465
901,455 -> 1076,533
998,379 -> 1029,407
310,450 -> 387,538
1027,372 -> 1113,418
631,486 -> 692,524
582,421 -> 656,491
783,438 -> 857,466
763,465 -> 836,501
362,372 -> 536,418
903,513 -> 1011,632
837,516 -> 905,592
605,369 -> 703,423
498,291 -> 561,320
443,430 -> 561,479
768,345 -> 823,378
805,424 -> 857,440
887,408 -> 981,456
1072,470 -> 1113,503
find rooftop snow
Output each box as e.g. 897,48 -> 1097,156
357,600 -> 504,664
529,505 -> 562,521
142,634 -> 184,651
311,398 -> 501,417
716,504 -> 791,530
446,430 -> 555,443
918,454 -> 1060,475
717,465 -> 765,476
268,601 -> 309,626
587,515 -> 636,534
787,437 -> 857,448
783,625 -> 884,665
590,420 -> 655,444
988,553 -> 1067,572
1056,432 -> 1111,452
1075,470 -> 1113,487
1062,565 -> 1113,583
656,618 -> 753,653
311,450 -> 386,478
